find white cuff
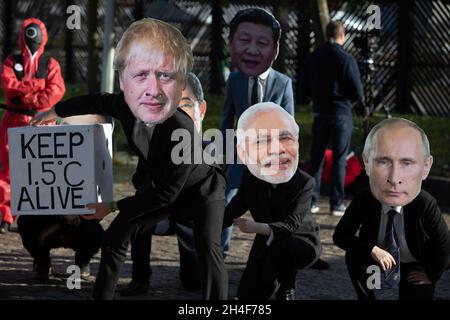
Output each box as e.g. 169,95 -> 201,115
265,229 -> 274,246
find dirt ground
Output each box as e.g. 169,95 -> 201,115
0,164 -> 449,300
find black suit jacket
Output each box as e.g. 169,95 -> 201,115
333,188 -> 450,283
55,92 -> 225,220
223,168 -> 321,255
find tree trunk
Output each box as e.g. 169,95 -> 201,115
209,0 -> 225,94
311,0 -> 330,48
273,2 -> 289,74
87,0 -> 99,92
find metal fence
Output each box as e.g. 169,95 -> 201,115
0,0 -> 449,116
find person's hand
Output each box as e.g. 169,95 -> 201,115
234,218 -> 271,235
30,108 -> 58,125
81,202 -> 111,220
234,217 -> 258,233
370,245 -> 397,271
407,270 -> 432,285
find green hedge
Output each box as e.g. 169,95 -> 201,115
1,84 -> 447,177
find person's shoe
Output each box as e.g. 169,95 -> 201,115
79,264 -> 91,279
33,261 -> 51,281
331,204 -> 347,217
0,221 -> 10,234
120,280 -> 149,297
276,285 -> 296,300
311,205 -> 320,214
310,258 -> 331,270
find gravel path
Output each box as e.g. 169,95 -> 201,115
1,164 -> 449,300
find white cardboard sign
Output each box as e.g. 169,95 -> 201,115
8,124 -> 113,215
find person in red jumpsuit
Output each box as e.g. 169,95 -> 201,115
0,18 -> 65,233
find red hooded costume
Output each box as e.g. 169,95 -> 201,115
0,18 -> 65,226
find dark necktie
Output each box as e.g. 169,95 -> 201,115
251,76 -> 259,106
383,209 -> 401,288
132,121 -> 153,159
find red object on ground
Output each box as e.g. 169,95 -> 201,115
304,149 -> 363,188
321,149 -> 362,187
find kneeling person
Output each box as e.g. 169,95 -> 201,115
333,118 -> 450,300
18,215 -> 103,280
223,102 -> 322,300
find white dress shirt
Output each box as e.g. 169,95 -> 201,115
247,68 -> 270,106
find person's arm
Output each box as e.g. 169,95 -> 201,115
223,175 -> 249,229
219,77 -> 235,163
225,174 -> 271,235
132,158 -> 148,191
116,124 -> 199,217
421,196 -> 450,283
280,76 -> 294,116
333,194 -> 376,257
84,127 -> 197,221
1,55 -> 45,100
19,58 -> 65,111
31,92 -> 121,125
267,175 -> 314,241
344,57 -> 364,104
234,217 -> 271,236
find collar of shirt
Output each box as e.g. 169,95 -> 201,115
381,203 -> 403,216
251,68 -> 270,84
134,119 -> 155,127
259,68 -> 271,80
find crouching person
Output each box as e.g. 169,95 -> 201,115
223,102 -> 322,300
18,215 -> 103,280
333,118 -> 450,300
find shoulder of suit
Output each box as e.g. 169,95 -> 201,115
228,71 -> 242,81
408,189 -> 438,209
281,169 -> 312,192
115,92 -> 130,108
162,109 -> 196,133
297,168 -> 313,183
269,68 -> 291,82
351,187 -> 378,207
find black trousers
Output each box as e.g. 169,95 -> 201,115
309,114 -> 353,207
345,251 -> 435,300
93,199 -> 228,300
17,215 -> 104,268
237,235 -> 319,300
130,218 -> 201,291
